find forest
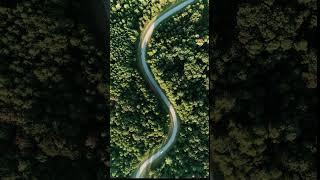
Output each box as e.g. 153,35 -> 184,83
210,0 -> 317,179
0,0 -> 317,179
110,0 -> 209,178
0,0 -> 108,179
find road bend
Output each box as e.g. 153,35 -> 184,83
135,0 -> 196,178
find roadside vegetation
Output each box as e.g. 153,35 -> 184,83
110,0 -> 209,178
0,0 -> 316,179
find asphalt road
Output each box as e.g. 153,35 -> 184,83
135,0 -> 196,178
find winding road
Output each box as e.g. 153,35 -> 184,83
135,0 -> 196,178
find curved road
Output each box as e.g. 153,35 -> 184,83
135,0 -> 196,178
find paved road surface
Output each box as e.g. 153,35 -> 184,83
135,0 -> 196,178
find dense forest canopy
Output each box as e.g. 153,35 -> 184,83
110,0 -> 209,178
0,0 -> 316,179
0,0 -> 108,179
210,0 -> 317,179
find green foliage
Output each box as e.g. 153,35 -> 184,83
0,0 -> 107,179
211,0 -> 317,179
110,0 -> 209,178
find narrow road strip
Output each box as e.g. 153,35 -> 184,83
135,0 -> 196,178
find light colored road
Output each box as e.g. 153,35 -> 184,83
135,0 -> 196,178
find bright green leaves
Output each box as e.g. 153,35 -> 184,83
111,0 -> 209,178
165,157 -> 172,165
146,2 -> 209,177
116,3 -> 121,10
